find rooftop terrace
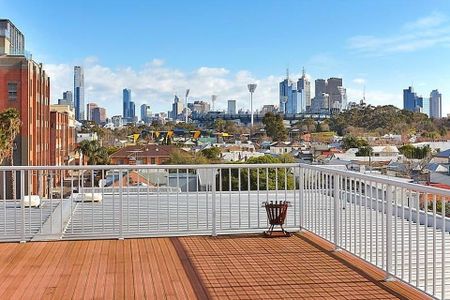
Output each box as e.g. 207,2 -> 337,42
0,163 -> 448,299
0,233 -> 427,299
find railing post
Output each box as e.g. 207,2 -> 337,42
299,167 -> 304,231
385,184 -> 394,281
118,170 -> 124,240
20,170 -> 26,243
211,168 -> 217,237
333,174 -> 340,250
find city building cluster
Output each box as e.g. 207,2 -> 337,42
403,86 -> 443,118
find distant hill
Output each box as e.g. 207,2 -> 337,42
329,104 -> 448,138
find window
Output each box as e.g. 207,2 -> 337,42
8,82 -> 18,100
151,158 -> 156,164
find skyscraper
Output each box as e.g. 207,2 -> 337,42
227,100 -> 237,115
122,88 -> 136,122
58,91 -> 73,108
171,95 -> 183,120
279,70 -> 300,114
140,104 -> 152,123
314,79 -> 327,97
74,66 -> 85,121
92,107 -> 107,125
326,77 -> 344,111
297,68 -> 311,112
86,103 -> 98,121
123,88 -> 131,118
403,86 -> 423,113
430,89 -> 442,119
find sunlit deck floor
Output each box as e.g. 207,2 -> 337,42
0,233 -> 429,299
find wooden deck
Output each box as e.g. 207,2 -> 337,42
0,234 -> 429,299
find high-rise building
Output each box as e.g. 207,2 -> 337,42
326,77 -> 344,111
122,88 -> 136,123
315,79 -> 327,97
58,91 -> 73,108
227,100 -> 237,115
92,107 -> 107,125
86,103 -> 98,121
297,68 -> 311,112
430,90 -> 442,119
74,66 -> 85,121
171,95 -> 183,120
403,86 -> 423,113
0,19 -> 25,55
279,70 -> 300,114
140,104 -> 152,123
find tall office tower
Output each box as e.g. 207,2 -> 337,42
86,103 -> 98,121
58,90 -> 73,108
403,86 -> 424,112
123,88 -> 131,118
0,19 -> 25,55
227,100 -> 237,115
92,107 -> 107,125
315,79 -> 327,97
122,88 -> 136,122
429,90 -> 442,119
297,68 -> 311,112
74,66 -> 85,121
279,70 -> 300,114
171,95 -> 183,120
140,104 -> 152,123
326,77 -> 344,111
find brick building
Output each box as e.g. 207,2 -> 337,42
0,20 -> 50,197
50,104 -> 76,166
110,145 -> 176,165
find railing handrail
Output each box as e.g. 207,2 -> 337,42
0,163 -> 300,171
2,162 -> 450,197
300,163 -> 450,198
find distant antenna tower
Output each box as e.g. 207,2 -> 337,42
286,68 -> 290,82
302,67 -> 305,78
211,95 -> 217,111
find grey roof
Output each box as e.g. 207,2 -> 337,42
435,148 -> 450,158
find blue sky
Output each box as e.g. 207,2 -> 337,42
1,0 -> 450,115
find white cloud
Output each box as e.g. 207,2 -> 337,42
403,11 -> 447,30
348,12 -> 450,56
352,78 -> 366,85
45,59 -> 283,116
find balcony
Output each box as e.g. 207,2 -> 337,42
0,163 -> 448,299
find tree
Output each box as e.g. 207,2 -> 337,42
342,135 -> 368,150
76,140 -> 110,165
213,119 -> 226,132
356,146 -> 373,157
201,147 -> 221,161
262,112 -> 287,141
0,108 -> 21,164
165,149 -> 210,165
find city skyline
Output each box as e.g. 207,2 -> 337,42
1,1 -> 450,115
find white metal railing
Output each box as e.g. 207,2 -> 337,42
299,164 -> 450,300
0,163 -> 449,298
0,163 -> 301,241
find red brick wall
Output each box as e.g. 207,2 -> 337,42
0,57 -> 51,196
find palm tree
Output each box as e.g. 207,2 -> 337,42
76,140 -> 109,165
0,108 -> 21,199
